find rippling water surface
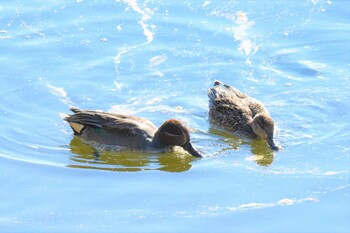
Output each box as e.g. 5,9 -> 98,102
1,0 -> 349,232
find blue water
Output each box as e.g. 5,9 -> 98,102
1,0 -> 349,232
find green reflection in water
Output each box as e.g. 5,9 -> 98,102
209,127 -> 274,166
67,137 -> 194,172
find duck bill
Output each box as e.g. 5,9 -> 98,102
266,137 -> 280,151
182,142 -> 203,158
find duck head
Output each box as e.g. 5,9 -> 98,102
157,119 -> 202,158
251,114 -> 281,151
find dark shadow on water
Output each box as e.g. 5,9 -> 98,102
67,137 -> 193,172
209,127 -> 275,166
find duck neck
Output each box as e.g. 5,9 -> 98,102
245,120 -> 258,139
151,130 -> 164,148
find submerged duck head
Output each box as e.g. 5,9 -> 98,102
251,114 -> 281,151
157,119 -> 202,158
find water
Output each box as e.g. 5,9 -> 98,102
1,0 -> 349,232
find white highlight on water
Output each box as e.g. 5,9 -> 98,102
210,10 -> 258,56
228,197 -> 318,212
299,60 -> 327,79
298,60 -> 327,70
114,0 -> 155,75
178,196 -> 319,218
202,1 -> 210,7
149,54 -> 168,67
148,54 -> 167,77
46,84 -> 67,98
232,11 -> 258,55
0,29 -> 12,39
259,65 -> 304,81
110,104 -> 188,115
44,81 -> 72,105
115,0 -> 154,43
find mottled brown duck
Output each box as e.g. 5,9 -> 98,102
208,81 -> 281,150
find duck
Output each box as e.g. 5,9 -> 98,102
208,80 -> 281,150
62,107 -> 202,157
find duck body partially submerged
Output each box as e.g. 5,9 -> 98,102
63,107 -> 202,157
208,80 -> 281,150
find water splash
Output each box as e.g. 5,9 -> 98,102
116,0 -> 154,44
148,54 -> 168,68
0,30 -> 12,39
148,54 -> 168,77
209,9 -> 258,57
37,77 -> 73,105
228,197 -> 319,212
232,11 -> 259,55
109,104 -> 188,115
178,196 -> 319,218
114,0 -> 155,78
45,83 -> 72,105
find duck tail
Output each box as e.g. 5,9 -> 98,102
59,113 -> 70,121
208,80 -> 225,101
208,84 -> 221,103
69,107 -> 82,113
213,80 -> 223,86
60,107 -> 81,122
61,107 -> 86,135
213,80 -> 246,98
214,80 -> 236,90
208,88 -> 216,101
60,107 -> 81,121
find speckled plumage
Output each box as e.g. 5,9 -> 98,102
208,80 -> 280,150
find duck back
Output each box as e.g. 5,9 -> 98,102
208,81 -> 268,137
64,108 -> 158,149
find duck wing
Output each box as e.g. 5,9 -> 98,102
209,80 -> 248,99
208,81 -> 268,118
209,96 -> 253,123
208,82 -> 251,114
64,108 -> 158,147
208,84 -> 253,131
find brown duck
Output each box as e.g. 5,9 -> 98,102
62,107 -> 202,157
208,81 -> 281,150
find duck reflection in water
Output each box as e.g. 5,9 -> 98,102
68,137 -> 194,172
209,127 -> 274,166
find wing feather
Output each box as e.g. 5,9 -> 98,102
64,109 -> 157,137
